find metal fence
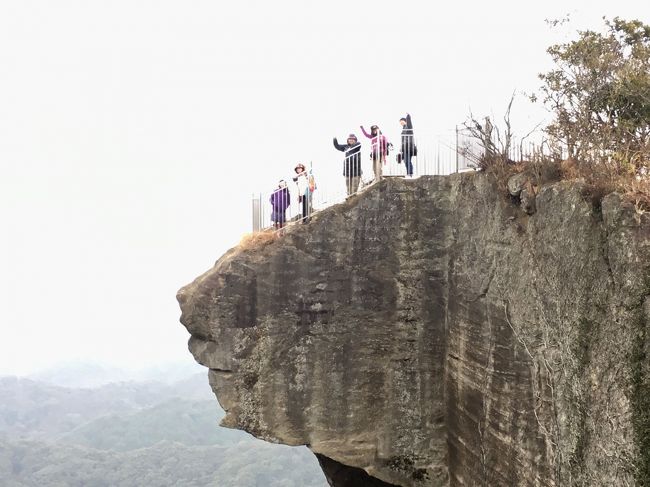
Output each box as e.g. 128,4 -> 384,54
252,179 -> 350,232
251,126 -> 550,233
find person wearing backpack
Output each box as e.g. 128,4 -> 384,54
360,124 -> 390,183
269,180 -> 290,230
333,134 -> 362,196
399,113 -> 416,177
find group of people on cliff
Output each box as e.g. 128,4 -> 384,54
269,113 -> 416,230
333,113 -> 416,195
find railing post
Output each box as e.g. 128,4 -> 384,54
252,193 -> 260,232
455,125 -> 460,173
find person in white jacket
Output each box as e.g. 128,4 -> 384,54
293,163 -> 311,223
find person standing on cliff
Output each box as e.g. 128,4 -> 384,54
269,180 -> 290,230
398,113 -> 417,178
293,163 -> 311,223
333,134 -> 362,196
360,124 -> 390,183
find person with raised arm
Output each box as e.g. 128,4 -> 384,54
333,133 -> 362,196
360,124 -> 390,183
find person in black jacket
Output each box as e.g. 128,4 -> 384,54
333,133 -> 362,195
399,113 -> 416,177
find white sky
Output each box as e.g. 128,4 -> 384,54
0,1 -> 647,375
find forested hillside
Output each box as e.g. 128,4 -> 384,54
0,370 -> 326,487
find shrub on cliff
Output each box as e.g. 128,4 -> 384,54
535,17 -> 650,172
463,17 -> 650,204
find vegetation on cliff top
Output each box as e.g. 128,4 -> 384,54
467,17 -> 650,204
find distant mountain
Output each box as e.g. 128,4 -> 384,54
28,362 -> 131,388
29,360 -> 205,388
0,437 -> 326,487
0,374 -> 214,440
0,369 -> 327,486
59,399 -> 246,451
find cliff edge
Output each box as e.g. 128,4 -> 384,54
177,174 -> 650,486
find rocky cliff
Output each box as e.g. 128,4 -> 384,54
177,174 -> 650,486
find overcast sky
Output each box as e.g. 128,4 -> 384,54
1,0 -> 647,375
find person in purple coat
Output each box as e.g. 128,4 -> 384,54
270,180 -> 290,230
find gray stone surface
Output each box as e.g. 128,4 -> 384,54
507,171 -> 529,196
178,174 -> 650,486
520,187 -> 536,214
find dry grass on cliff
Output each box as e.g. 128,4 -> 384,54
559,159 -> 650,211
622,178 -> 650,213
477,156 -> 526,193
481,154 -> 650,212
239,230 -> 279,250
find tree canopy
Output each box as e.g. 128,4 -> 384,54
537,17 -> 650,169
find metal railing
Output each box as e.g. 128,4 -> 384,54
251,127 -> 548,233
253,178 -> 349,232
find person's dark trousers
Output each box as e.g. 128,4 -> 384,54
404,152 -> 413,176
301,193 -> 311,223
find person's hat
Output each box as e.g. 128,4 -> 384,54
399,117 -> 407,122
294,163 -> 306,172
347,133 -> 357,141
371,124 -> 379,130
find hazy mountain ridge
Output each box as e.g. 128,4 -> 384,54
0,436 -> 325,487
0,373 -> 214,439
0,368 -> 326,486
28,361 -> 206,389
59,399 -> 245,451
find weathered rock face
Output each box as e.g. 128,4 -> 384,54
177,174 -> 650,486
